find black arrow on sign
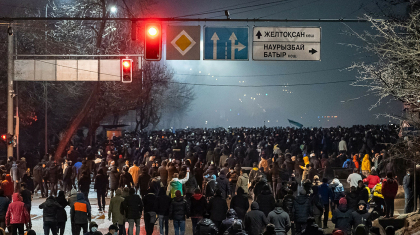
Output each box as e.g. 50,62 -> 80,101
256,31 -> 262,39
309,48 -> 317,54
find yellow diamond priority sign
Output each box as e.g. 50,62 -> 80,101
167,26 -> 200,60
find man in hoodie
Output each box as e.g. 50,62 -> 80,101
230,187 -> 249,221
108,189 -> 125,235
382,172 -> 399,218
70,193 -> 91,235
267,200 -> 291,235
2,174 -> 14,200
190,188 -> 207,235
292,189 -> 313,235
347,169 -> 362,189
169,190 -> 189,235
0,189 -> 10,229
143,188 -> 158,235
167,170 -> 190,198
39,195 -> 63,235
332,198 -> 352,235
196,216 -> 218,235
6,193 -> 31,235
256,185 -> 276,217
216,172 -> 230,200
244,201 -> 268,235
350,201 -> 371,234
219,209 -> 237,235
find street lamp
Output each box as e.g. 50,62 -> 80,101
110,6 -> 117,13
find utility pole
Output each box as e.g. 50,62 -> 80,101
7,26 -> 14,160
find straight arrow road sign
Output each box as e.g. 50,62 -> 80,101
211,33 -> 219,60
204,27 -> 248,60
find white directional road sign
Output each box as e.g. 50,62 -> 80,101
252,27 -> 321,61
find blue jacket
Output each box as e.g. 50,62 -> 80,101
74,162 -> 82,174
342,159 -> 355,169
318,183 -> 333,205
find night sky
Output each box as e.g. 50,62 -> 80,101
1,0 -> 407,128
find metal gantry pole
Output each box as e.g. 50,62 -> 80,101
7,26 -> 14,160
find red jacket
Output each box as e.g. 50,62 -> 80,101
2,175 -> 14,196
363,175 -> 381,189
6,193 -> 30,226
382,178 -> 399,199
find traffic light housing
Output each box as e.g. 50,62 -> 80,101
145,23 -> 162,61
121,59 -> 133,83
1,134 -> 6,142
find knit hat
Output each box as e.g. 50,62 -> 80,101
332,230 -> 344,235
339,197 -> 347,205
175,190 -> 182,198
119,155 -> 123,159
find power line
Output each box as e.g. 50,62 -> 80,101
0,17 -> 370,22
174,67 -> 348,78
170,79 -> 356,87
257,0 -> 322,19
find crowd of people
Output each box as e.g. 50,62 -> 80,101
0,125 -> 412,235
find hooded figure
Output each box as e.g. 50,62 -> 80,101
256,185 -> 276,217
219,209 -> 238,235
208,190 -> 228,228
196,218 -> 218,235
224,219 -> 247,235
138,168 -> 151,198
166,171 -> 190,198
230,187 -> 250,220
351,201 -> 371,233
331,178 -> 345,203
267,200 -> 291,235
361,155 -> 371,173
2,175 -> 14,198
108,189 -> 125,227
244,202 -> 269,235
216,172 -> 230,199
70,193 -> 91,227
5,193 -> 30,229
332,198 -> 352,235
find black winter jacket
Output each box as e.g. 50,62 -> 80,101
208,195 -> 228,222
169,197 -> 189,221
230,193 -> 249,220
332,206 -> 352,235
157,189 -> 171,216
190,194 -> 207,218
244,202 -> 268,235
196,218 -> 218,235
217,174 -> 230,199
256,189 -> 275,217
94,173 -> 108,194
108,167 -> 120,190
292,195 -> 313,223
122,194 -> 144,219
143,193 -> 158,213
39,197 -> 63,222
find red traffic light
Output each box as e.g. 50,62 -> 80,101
1,135 -> 6,141
145,23 -> 162,61
121,59 -> 133,83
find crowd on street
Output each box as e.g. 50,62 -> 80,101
0,125 -> 413,235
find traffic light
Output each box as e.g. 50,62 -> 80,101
1,134 -> 6,142
145,23 -> 162,61
121,59 -> 133,83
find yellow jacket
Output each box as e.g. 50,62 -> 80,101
300,156 -> 310,169
373,183 -> 384,199
361,154 -> 371,172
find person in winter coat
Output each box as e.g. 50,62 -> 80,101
70,193 -> 91,235
78,172 -> 91,202
208,190 -> 228,228
244,201 -> 268,235
352,155 -> 360,170
184,173 -> 198,201
167,171 -> 190,198
10,163 -> 19,190
55,191 -> 68,235
63,161 -> 73,195
143,189 -> 158,235
331,179 -> 345,208
228,168 -> 239,197
33,163 -> 44,197
219,209 -> 238,235
48,162 -> 60,197
128,162 -> 141,190
342,157 -> 355,169
158,161 -> 169,187
318,178 -> 333,229
267,200 -> 291,235
2,175 -> 14,200
350,201 -> 371,234
0,189 -> 10,229
137,168 -> 151,198
372,181 -> 384,216
346,187 -> 359,212
403,169 -> 414,213
6,193 -> 30,235
121,188 -> 143,235
157,187 -> 171,235
39,195 -> 62,235
230,187 -> 249,220
68,189 -> 78,208
119,166 -> 134,189
292,189 -> 313,235
282,190 -> 295,222
382,172 -> 399,218
362,170 -> 380,190
361,155 -> 371,176
108,189 -> 125,235
256,185 -> 276,217
108,166 -> 120,198
217,172 -> 230,200
332,198 -> 352,235
169,190 -> 189,235
83,221 -> 99,235
190,188 -> 207,235
311,185 -> 323,228
300,218 -> 324,235
237,170 -> 249,194
224,219 -> 247,235
196,218 -> 218,235
94,169 -> 108,211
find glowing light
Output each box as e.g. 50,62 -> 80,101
110,6 -> 117,13
148,27 -> 158,36
199,71 -> 201,73
123,61 -> 130,68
